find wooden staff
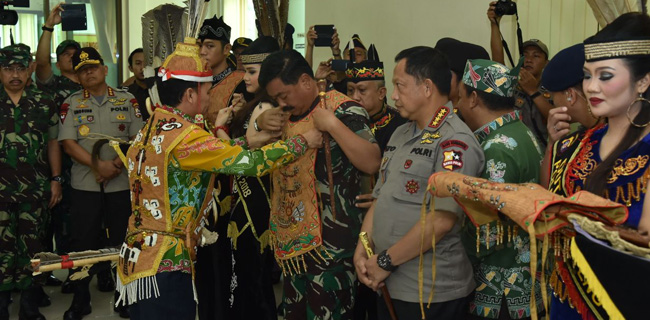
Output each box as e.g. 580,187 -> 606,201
317,79 -> 337,221
359,232 -> 398,320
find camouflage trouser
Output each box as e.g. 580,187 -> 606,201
0,201 -> 45,291
283,256 -> 356,320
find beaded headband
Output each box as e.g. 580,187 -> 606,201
241,53 -> 271,64
585,39 -> 650,61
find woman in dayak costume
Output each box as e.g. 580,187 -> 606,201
212,36 -> 283,319
545,12 -> 650,320
113,8 -> 323,318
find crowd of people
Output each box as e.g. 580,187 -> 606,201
1,1 -> 649,320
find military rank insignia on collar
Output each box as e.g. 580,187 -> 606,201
428,106 -> 450,129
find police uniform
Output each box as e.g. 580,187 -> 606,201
372,103 -> 484,318
59,85 -> 142,196
57,47 -> 143,319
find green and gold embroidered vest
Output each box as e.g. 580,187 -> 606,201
118,109 -> 215,286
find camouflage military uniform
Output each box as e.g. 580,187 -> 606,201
0,81 -> 58,291
36,73 -> 82,253
282,97 -> 375,320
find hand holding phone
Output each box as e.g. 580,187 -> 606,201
61,4 -> 87,31
314,25 -> 335,47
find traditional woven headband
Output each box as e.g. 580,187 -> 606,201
345,66 -> 384,80
241,53 -> 271,64
585,40 -> 650,61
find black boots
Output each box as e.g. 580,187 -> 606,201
63,279 -> 91,320
0,290 -> 10,320
18,286 -> 46,320
96,269 -> 115,293
113,291 -> 130,319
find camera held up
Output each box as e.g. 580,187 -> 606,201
494,0 -> 517,16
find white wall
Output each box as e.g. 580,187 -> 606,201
304,0 -> 599,96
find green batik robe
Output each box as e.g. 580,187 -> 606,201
462,110 -> 545,319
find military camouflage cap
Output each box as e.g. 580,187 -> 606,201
0,44 -> 32,67
56,39 -> 81,57
462,59 -> 521,97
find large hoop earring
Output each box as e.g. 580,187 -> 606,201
627,94 -> 650,128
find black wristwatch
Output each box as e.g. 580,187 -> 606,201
529,91 -> 542,99
377,250 -> 398,272
41,25 -> 54,32
51,176 -> 64,183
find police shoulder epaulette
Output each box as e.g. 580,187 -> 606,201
428,106 -> 450,130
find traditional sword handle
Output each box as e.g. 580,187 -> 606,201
358,231 -> 399,320
359,231 -> 374,257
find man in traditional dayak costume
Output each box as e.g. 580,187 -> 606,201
259,49 -> 381,319
114,12 -> 323,319
455,59 -> 545,320
199,15 -> 249,128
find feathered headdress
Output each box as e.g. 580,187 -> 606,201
157,0 -> 212,83
141,4 -> 187,68
252,0 -> 290,48
586,0 -> 647,27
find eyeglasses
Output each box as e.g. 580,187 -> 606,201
1,66 -> 28,73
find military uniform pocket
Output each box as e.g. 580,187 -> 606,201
109,110 -> 133,136
392,157 -> 433,204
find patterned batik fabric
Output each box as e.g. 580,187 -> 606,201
462,59 -> 521,98
279,95 -> 374,319
463,111 -> 544,319
566,124 -> 650,228
0,201 -> 46,291
0,85 -> 58,203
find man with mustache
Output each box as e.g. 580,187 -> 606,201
0,44 -> 61,320
58,47 -> 143,320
